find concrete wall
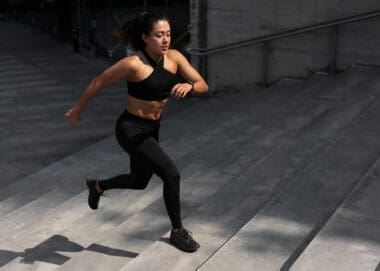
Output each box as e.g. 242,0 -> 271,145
190,0 -> 380,91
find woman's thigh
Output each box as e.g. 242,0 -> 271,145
134,137 -> 179,181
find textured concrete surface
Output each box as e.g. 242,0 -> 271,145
1,18 -> 380,271
291,158 -> 380,270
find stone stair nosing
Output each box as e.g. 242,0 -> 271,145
195,79 -> 380,271
289,155 -> 380,271
117,70 -> 380,271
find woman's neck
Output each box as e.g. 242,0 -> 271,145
144,47 -> 163,63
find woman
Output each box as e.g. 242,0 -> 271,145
64,12 -> 208,253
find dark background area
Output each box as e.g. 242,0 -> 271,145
0,0 -> 190,60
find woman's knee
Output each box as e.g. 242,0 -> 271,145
165,170 -> 180,185
134,182 -> 149,190
131,172 -> 152,190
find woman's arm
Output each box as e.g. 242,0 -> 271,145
64,57 -> 136,123
170,50 -> 208,99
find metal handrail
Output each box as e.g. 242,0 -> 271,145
188,10 -> 380,56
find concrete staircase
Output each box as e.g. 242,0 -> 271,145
1,21 -> 380,271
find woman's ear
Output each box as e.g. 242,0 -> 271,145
142,33 -> 149,44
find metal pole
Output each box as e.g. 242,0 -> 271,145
198,0 -> 208,83
200,55 -> 208,82
330,25 -> 338,76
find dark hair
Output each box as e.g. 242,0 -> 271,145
121,12 -> 170,51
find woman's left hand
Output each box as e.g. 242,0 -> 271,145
171,82 -> 192,99
64,107 -> 82,123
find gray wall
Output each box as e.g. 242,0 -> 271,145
190,0 -> 380,91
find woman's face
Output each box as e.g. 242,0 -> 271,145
143,20 -> 171,55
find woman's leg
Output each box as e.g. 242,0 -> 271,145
135,138 -> 200,252
98,119 -> 160,191
98,158 -> 153,191
90,136 -> 182,229
134,137 -> 183,229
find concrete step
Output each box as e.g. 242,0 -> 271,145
0,189 -> 71,240
0,67 -> 41,78
0,136 -> 123,218
0,234 -> 88,271
0,72 -> 320,270
54,70 -> 368,270
197,76 -> 380,271
0,69 -> 372,270
118,69 -> 380,271
290,156 -> 380,271
0,63 -> 42,74
0,188 -> 52,219
0,72 -> 51,84
0,257 -> 58,271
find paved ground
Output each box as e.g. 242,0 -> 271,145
0,18 -> 380,271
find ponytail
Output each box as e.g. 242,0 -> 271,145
121,12 -> 169,51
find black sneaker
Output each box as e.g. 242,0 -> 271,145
169,228 -> 200,253
86,179 -> 103,210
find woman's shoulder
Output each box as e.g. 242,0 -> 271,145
167,49 -> 188,65
118,53 -> 144,72
167,49 -> 183,58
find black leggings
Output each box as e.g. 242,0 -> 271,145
98,110 -> 182,229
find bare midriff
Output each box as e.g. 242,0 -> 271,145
126,95 -> 168,120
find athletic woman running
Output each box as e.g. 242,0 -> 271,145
64,12 -> 208,253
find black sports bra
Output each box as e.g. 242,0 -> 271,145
127,50 -> 181,101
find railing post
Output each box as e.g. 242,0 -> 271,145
330,25 -> 338,76
263,41 -> 269,87
198,0 -> 208,84
76,0 -> 81,52
199,54 -> 208,82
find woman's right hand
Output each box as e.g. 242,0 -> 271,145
64,107 -> 81,123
